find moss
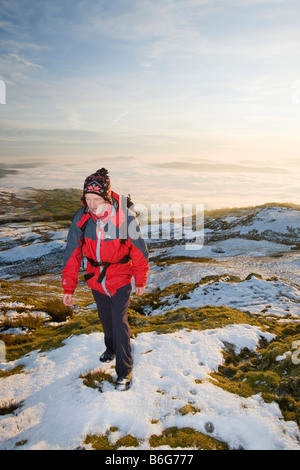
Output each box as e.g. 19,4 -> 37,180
151,256 -> 213,266
115,435 -> 139,448
210,331 -> 300,427
109,426 -> 118,433
84,433 -> 139,450
2,310 -> 101,361
149,427 -> 229,450
0,365 -> 24,379
242,371 -> 281,393
178,404 -> 202,415
274,395 -> 300,427
128,303 -> 266,337
84,434 -> 112,450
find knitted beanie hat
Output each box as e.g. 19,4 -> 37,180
83,168 -> 112,202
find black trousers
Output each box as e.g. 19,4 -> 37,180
92,284 -> 132,378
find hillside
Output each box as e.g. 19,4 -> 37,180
0,188 -> 299,450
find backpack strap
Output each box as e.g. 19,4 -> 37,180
76,212 -> 91,269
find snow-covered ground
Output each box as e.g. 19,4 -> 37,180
0,222 -> 67,265
0,203 -> 299,450
147,251 -> 300,288
1,326 -> 299,450
147,273 -> 300,317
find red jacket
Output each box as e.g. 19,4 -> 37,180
62,192 -> 149,297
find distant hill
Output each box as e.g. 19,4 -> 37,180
0,187 -> 82,223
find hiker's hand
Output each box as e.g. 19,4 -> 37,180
135,287 -> 145,296
63,294 -> 73,306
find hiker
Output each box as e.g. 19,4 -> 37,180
62,168 -> 149,390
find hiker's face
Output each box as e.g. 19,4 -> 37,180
85,194 -> 107,215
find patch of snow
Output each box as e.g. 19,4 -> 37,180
148,275 -> 300,317
1,326 -> 299,450
0,240 -> 65,264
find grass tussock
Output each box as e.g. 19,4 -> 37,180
43,298 -> 73,322
1,314 -> 44,331
80,368 -> 115,392
0,399 -> 24,416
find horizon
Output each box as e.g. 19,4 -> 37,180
0,0 -> 300,210
0,159 -> 299,212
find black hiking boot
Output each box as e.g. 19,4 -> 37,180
115,373 -> 131,391
99,350 -> 115,363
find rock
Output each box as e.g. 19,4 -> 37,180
204,421 -> 214,433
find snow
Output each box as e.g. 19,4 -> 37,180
148,255 -> 300,288
0,309 -> 50,325
0,240 -> 65,264
0,223 -> 67,245
152,238 -> 295,260
203,206 -> 300,238
0,203 -> 299,450
0,222 -> 67,269
149,206 -> 300,258
1,326 -> 299,451
147,274 -> 300,317
237,207 -> 300,235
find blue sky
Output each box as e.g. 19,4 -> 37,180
0,0 -> 300,207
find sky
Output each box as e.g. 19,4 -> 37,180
0,0 -> 300,209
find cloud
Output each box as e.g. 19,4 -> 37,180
0,166 -> 18,179
110,111 -> 129,126
68,0 -> 300,65
156,161 -> 289,175
1,157 -> 299,211
1,0 -> 300,170
8,53 -> 43,70
0,159 -> 48,179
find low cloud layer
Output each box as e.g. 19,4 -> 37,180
0,157 -> 299,211
0,160 -> 48,179
156,161 -> 289,175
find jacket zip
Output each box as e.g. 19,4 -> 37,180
96,219 -> 111,297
